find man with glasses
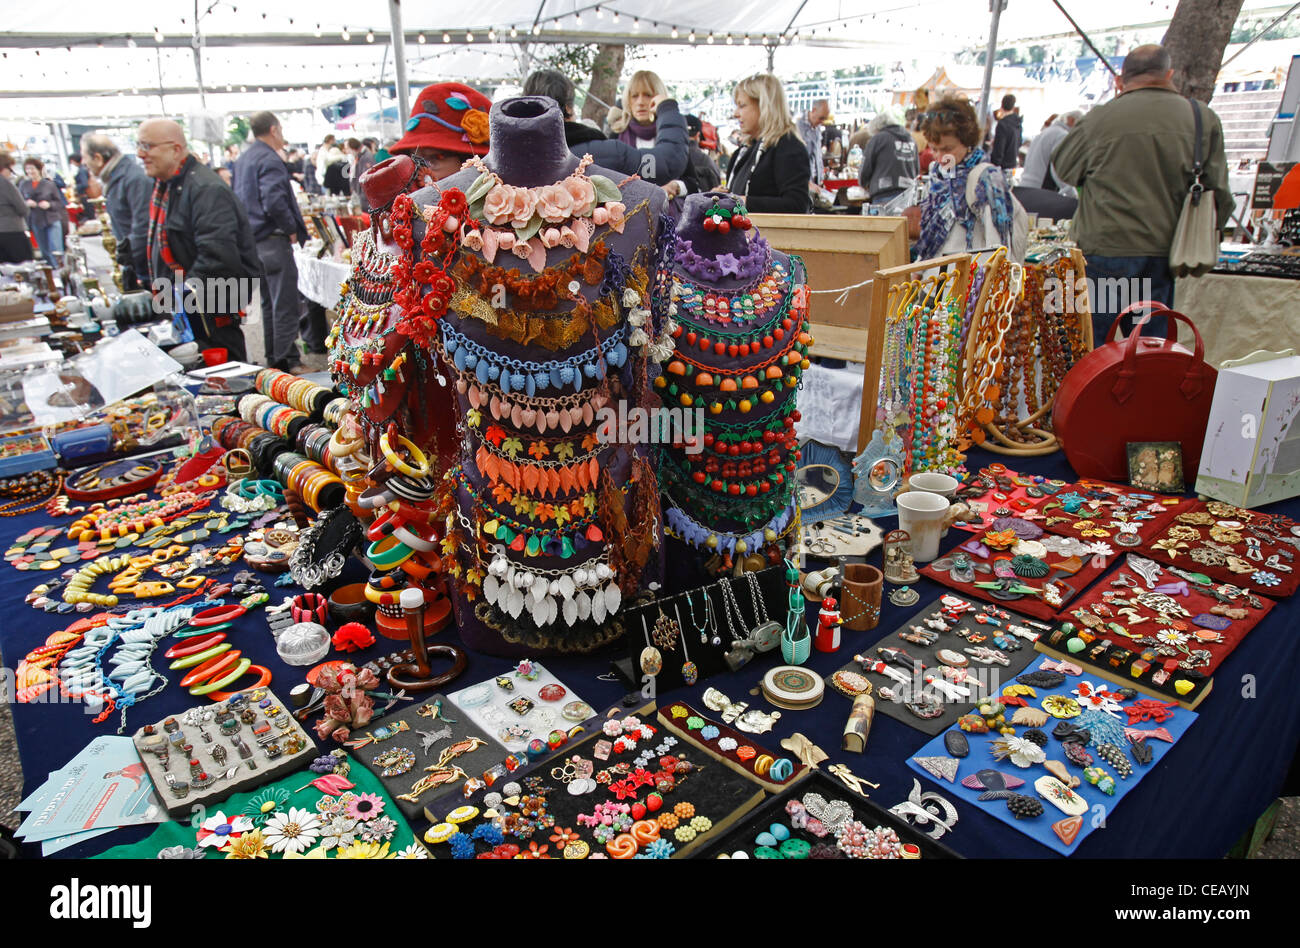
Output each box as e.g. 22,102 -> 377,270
231,111 -> 310,371
139,118 -> 258,362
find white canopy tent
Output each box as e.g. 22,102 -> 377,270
0,2 -> 1292,131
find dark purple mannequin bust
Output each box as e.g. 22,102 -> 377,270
407,96 -> 668,656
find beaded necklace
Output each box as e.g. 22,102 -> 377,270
439,320 -> 628,395
0,470 -> 64,517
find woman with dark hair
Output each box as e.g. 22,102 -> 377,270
908,95 -> 1023,261
0,151 -> 34,263
19,156 -> 66,267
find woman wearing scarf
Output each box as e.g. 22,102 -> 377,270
606,70 -> 690,196
910,95 -> 1024,262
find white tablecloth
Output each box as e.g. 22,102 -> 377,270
799,362 -> 865,453
1175,272 -> 1300,367
296,251 -> 349,310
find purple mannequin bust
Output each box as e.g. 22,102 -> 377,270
656,190 -> 809,572
404,96 -> 670,656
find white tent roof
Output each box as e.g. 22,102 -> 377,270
0,0 -> 1293,122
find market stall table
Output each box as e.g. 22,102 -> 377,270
1,444 -> 1297,858
295,251 -> 349,311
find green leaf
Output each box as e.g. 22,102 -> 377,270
465,171 -> 496,205
468,197 -> 486,222
590,174 -> 622,205
515,214 -> 544,242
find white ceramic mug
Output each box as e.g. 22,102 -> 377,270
908,472 -> 959,536
908,471 -> 958,499
895,490 -> 952,563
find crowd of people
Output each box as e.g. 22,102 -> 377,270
0,43 -> 1236,362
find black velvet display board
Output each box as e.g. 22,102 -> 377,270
348,693 -> 499,821
419,712 -> 766,858
693,769 -> 960,859
826,592 -> 1042,737
616,565 -> 789,691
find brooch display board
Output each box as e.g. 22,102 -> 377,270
1034,555 -> 1275,709
447,660 -> 591,754
1029,479 -> 1196,548
951,464 -> 1069,533
826,593 -> 1042,736
348,694 -> 500,820
421,715 -> 766,859
132,687 -> 314,819
656,701 -> 809,793
1142,501 -> 1299,599
907,664 -> 1198,856
693,769 -> 959,859
919,528 -> 1112,621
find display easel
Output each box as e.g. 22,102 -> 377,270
860,252 -> 973,453
965,248 -> 1094,456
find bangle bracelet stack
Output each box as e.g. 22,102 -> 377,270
255,368 -> 332,417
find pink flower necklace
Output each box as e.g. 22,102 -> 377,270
461,154 -> 628,272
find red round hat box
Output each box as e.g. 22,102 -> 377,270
1053,303 -> 1217,481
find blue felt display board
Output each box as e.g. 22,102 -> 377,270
906,662 -> 1199,856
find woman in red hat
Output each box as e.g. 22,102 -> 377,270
390,81 -> 493,181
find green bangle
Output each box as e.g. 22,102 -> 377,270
366,535 -> 415,569
169,642 -> 231,670
189,658 -> 251,695
172,622 -> 233,638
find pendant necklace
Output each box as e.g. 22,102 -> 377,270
672,603 -> 699,686
638,613 -> 663,677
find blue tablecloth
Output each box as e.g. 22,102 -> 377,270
3,445 -> 1298,858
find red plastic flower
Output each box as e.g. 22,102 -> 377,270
412,260 -> 441,284
441,188 -> 468,217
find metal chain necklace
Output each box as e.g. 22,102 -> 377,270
719,578 -> 751,643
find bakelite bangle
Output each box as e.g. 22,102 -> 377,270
292,593 -> 328,625
391,523 -> 436,552
178,649 -> 242,688
189,604 -> 248,627
367,535 -> 414,569
168,642 -> 232,670
203,664 -> 274,702
189,658 -> 254,696
379,430 -> 430,478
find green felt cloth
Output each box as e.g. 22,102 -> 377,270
93,753 -> 423,859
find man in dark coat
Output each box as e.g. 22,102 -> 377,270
138,118 -> 257,362
81,134 -> 153,290
232,111 -> 310,371
991,94 -> 1023,171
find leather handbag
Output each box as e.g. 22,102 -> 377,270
1053,302 -> 1218,480
1169,98 -> 1219,278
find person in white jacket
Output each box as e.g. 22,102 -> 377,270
1020,111 -> 1081,194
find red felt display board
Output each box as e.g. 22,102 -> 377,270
1028,478 -> 1197,548
1037,555 -> 1276,707
951,464 -> 1073,534
1142,501 -> 1299,599
919,534 -> 1110,621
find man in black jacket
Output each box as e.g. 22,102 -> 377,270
81,134 -> 152,290
138,118 -> 257,362
232,111 -> 310,371
522,69 -> 688,192
991,94 -> 1022,172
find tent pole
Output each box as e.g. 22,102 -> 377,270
979,0 -> 1007,137
193,0 -> 206,108
389,0 -> 409,125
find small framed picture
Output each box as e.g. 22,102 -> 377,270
1127,441 -> 1185,493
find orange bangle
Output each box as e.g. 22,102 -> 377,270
203,664 -> 273,702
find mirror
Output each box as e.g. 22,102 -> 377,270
796,441 -> 855,522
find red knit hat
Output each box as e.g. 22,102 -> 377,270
390,81 -> 492,156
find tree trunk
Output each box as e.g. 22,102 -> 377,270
1162,0 -> 1246,102
582,44 -> 625,129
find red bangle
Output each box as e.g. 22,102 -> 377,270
292,593 -> 328,625
164,632 -> 227,659
188,604 -> 248,627
179,649 -> 242,688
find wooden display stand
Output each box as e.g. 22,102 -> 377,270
857,253 -> 974,452
750,212 -> 908,366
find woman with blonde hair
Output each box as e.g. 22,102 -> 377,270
727,74 -> 811,213
606,69 -> 689,192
